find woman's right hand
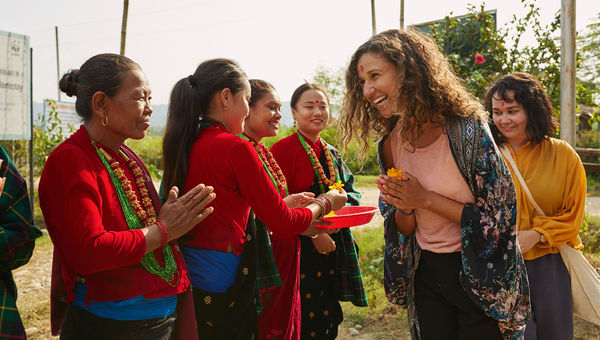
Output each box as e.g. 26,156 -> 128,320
284,192 -> 315,208
159,184 -> 215,241
324,188 -> 347,211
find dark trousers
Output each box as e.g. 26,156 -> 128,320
414,250 -> 503,340
524,253 -> 573,340
60,304 -> 176,340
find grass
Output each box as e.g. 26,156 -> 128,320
16,184 -> 600,339
339,225 -> 411,339
354,175 -> 378,189
340,218 -> 600,339
14,234 -> 56,339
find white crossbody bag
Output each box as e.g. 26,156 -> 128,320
500,145 -> 600,326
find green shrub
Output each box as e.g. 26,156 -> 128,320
582,215 -> 600,254
125,133 -> 164,179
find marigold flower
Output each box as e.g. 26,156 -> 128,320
328,180 -> 345,193
387,167 -> 403,179
475,53 -> 486,64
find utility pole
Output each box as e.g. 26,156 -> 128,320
120,0 -> 129,55
371,0 -> 377,36
560,0 -> 576,146
55,26 -> 61,101
400,0 -> 405,29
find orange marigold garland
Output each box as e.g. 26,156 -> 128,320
296,132 -> 337,193
92,140 -> 177,284
251,141 -> 288,197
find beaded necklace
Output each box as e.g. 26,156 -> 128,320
92,140 -> 178,285
296,131 -> 339,193
238,134 -> 288,197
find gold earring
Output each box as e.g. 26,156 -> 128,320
293,120 -> 297,128
102,115 -> 108,126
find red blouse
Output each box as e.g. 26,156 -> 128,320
270,132 -> 324,194
39,127 -> 189,303
182,124 -> 312,254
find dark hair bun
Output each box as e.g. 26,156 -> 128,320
59,69 -> 80,97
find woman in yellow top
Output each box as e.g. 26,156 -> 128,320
485,72 -> 586,340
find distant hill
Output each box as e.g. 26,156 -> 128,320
151,101 -> 295,129
33,100 -> 295,131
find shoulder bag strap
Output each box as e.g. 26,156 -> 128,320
499,145 -> 546,217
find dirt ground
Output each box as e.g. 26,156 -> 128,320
13,186 -> 600,339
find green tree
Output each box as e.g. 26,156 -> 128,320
427,1 -> 564,110
578,12 -> 600,106
32,100 -> 75,176
312,65 -> 345,114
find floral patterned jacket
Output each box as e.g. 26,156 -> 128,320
379,117 -> 531,340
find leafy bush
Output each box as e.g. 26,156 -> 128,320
582,215 -> 600,254
125,132 -> 164,179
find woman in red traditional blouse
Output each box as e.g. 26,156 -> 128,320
271,83 -> 367,340
161,59 -> 347,340
242,79 -> 317,340
38,53 -> 215,339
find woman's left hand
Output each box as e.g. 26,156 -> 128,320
311,233 -> 336,255
284,192 -> 315,209
375,171 -> 430,211
518,229 -> 541,253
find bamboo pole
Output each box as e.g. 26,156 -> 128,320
560,0 -> 576,146
120,0 -> 129,55
371,0 -> 377,35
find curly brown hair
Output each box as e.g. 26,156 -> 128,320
339,29 -> 487,155
484,72 -> 558,145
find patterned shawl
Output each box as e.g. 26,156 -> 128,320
379,117 -> 531,340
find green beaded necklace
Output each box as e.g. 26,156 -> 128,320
94,144 -> 178,286
238,134 -> 289,197
296,131 -> 340,193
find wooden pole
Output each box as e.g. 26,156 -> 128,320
400,0 -> 405,29
55,26 -> 60,101
560,0 -> 576,146
120,0 -> 129,56
29,47 -> 34,212
371,0 -> 377,35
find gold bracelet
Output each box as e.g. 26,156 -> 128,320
321,192 -> 335,211
309,198 -> 327,219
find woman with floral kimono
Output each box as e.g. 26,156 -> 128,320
338,29 -> 531,340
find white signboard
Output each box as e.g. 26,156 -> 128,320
0,31 -> 30,140
43,99 -> 79,137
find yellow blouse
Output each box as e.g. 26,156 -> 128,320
503,138 -> 585,261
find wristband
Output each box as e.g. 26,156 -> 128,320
156,220 -> 169,247
317,196 -> 332,214
310,197 -> 329,218
397,208 -> 415,216
320,193 -> 335,212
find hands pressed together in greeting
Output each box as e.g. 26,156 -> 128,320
375,171 -> 431,212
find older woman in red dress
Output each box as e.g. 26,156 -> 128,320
39,53 -> 214,339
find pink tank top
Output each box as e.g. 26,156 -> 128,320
390,126 -> 474,253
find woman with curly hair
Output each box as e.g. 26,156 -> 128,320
486,72 -> 585,340
338,29 -> 531,339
